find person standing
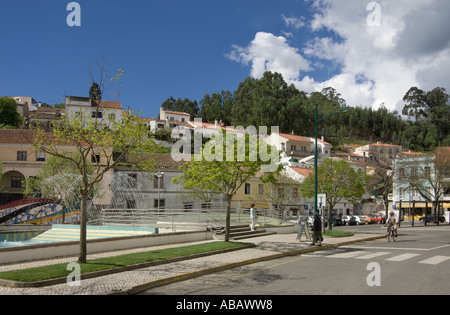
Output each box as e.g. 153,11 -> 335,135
311,213 -> 322,246
250,203 -> 257,231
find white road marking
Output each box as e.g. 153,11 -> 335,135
385,253 -> 421,261
327,251 -> 366,258
418,256 -> 450,265
355,252 -> 391,260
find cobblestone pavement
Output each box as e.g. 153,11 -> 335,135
0,233 -> 384,295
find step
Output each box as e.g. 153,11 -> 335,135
231,231 -> 277,240
229,229 -> 268,238
213,224 -> 250,235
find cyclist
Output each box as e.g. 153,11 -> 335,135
386,211 -> 398,237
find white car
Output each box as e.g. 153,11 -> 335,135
341,215 -> 352,225
354,216 -> 365,225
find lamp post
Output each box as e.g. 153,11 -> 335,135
314,106 -> 350,231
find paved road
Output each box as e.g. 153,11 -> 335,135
143,226 -> 450,295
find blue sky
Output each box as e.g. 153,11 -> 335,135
1,0 -> 449,118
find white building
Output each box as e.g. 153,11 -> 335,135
65,96 -> 123,128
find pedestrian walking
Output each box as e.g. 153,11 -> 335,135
250,203 -> 257,231
311,213 -> 322,246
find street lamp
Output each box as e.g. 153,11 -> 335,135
314,106 -> 350,230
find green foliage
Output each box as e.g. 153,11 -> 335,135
30,108 -> 161,263
173,132 -> 281,241
300,158 -> 369,212
89,82 -> 102,100
167,71 -> 447,153
0,97 -> 22,127
161,96 -> 200,120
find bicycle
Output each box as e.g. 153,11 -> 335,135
387,224 -> 396,243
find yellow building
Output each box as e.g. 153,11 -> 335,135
0,129 -> 112,205
231,170 -> 307,215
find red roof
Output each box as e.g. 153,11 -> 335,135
278,133 -> 312,143
92,100 -> 123,110
290,167 -> 313,177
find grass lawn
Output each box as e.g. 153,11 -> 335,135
323,230 -> 353,237
0,241 -> 250,283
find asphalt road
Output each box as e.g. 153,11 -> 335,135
142,225 -> 450,295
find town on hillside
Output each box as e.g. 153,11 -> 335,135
0,95 -> 449,227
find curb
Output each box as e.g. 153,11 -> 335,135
114,234 -> 386,295
0,243 -> 256,288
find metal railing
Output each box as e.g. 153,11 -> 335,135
95,207 -> 285,232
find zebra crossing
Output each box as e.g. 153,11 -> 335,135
302,248 -> 450,265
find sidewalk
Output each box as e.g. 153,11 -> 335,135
0,232 -> 385,295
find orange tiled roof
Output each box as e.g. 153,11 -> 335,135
278,133 -> 313,143
290,167 -> 313,177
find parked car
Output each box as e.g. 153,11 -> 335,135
341,215 -> 352,225
332,215 -> 343,226
371,214 -> 385,224
364,214 -> 374,224
419,214 -> 446,223
348,216 -> 358,225
354,216 -> 365,225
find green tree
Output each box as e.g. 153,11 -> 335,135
0,97 -> 22,128
402,87 -> 450,147
173,132 -> 281,242
89,82 -> 102,100
300,158 -> 369,220
30,110 -> 159,262
29,57 -> 159,263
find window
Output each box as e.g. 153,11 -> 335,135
91,154 -> 100,163
399,168 -> 405,180
424,167 -> 431,177
244,183 -> 251,195
11,177 -> 22,188
292,188 -> 299,198
290,145 -> 296,152
36,151 -> 46,162
154,199 -> 165,209
91,111 -> 103,118
153,174 -> 164,189
17,151 -> 27,161
399,188 -> 406,200
258,184 -> 264,196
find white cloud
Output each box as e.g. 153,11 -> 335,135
281,14 -> 306,30
226,32 -> 311,83
228,0 -> 450,112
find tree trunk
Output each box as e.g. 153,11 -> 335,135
78,192 -> 88,263
225,194 -> 232,242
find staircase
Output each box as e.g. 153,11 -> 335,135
213,224 -> 277,240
